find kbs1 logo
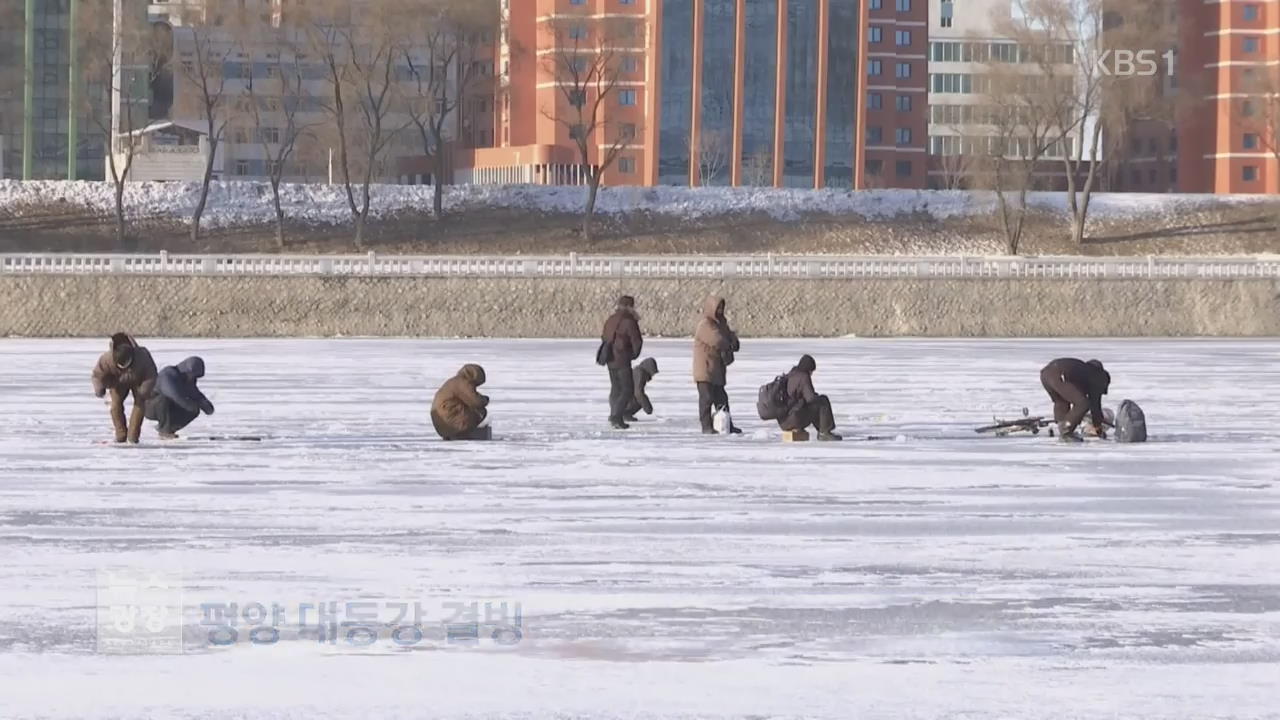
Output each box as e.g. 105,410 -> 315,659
1095,49 -> 1176,77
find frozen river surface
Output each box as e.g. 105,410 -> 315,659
0,338 -> 1278,719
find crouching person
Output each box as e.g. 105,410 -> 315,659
91,333 -> 158,444
431,364 -> 490,441
623,358 -> 659,421
146,357 -> 214,439
1040,357 -> 1111,442
779,355 -> 842,442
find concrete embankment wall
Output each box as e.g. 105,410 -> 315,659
1,275 -> 1277,337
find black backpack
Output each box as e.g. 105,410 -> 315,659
757,374 -> 790,420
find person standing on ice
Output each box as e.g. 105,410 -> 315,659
145,357 -> 215,440
692,296 -> 741,434
431,364 -> 490,440
1040,358 -> 1111,442
777,354 -> 842,441
600,295 -> 644,430
91,333 -> 158,444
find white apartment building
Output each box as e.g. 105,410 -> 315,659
926,0 -> 1081,188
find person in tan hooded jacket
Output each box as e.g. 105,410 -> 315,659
91,333 -> 158,443
692,296 -> 741,434
431,364 -> 490,440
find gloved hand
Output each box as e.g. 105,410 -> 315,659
201,400 -> 215,415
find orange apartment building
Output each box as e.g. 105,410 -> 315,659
458,0 -> 928,189
1177,0 -> 1280,194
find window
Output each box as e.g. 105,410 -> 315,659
940,0 -> 953,28
1244,4 -> 1259,21
866,159 -> 884,176
260,127 -> 280,144
1130,169 -> 1141,186
1243,165 -> 1259,181
569,124 -> 585,140
868,92 -> 883,110
232,127 -> 249,143
568,89 -> 586,107
869,27 -> 882,43
1243,36 -> 1260,53
868,60 -> 882,76
1148,168 -> 1158,184
618,89 -> 637,106
618,156 -> 635,173
1244,133 -> 1259,150
621,123 -> 637,139
870,0 -> 881,8
622,57 -> 639,73
1242,100 -> 1257,117
235,160 -> 250,176
571,0 -> 585,4
896,62 -> 912,78
896,160 -> 912,177
569,24 -> 587,39
620,0 -> 635,4
896,30 -> 911,46
868,126 -> 883,144
895,127 -> 912,145
896,95 -> 912,112
1147,138 -> 1158,155
896,0 -> 911,11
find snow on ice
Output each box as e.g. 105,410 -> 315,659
0,337 -> 1278,719
0,178 -> 1272,232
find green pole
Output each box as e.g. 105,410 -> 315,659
67,0 -> 78,180
22,0 -> 35,179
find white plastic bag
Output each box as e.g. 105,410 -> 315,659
712,407 -> 732,434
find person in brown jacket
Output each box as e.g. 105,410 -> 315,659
431,364 -> 490,440
778,354 -> 842,441
600,295 -> 643,430
91,333 -> 158,444
692,295 -> 741,434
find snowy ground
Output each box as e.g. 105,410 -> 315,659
1,179 -> 1274,229
1,337 -> 1278,719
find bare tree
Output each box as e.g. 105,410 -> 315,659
541,15 -> 642,241
80,0 -> 159,246
981,9 -> 1079,254
401,0 -> 497,218
1013,0 -> 1174,246
689,128 -> 731,186
743,146 -> 773,187
172,0 -> 237,243
239,29 -> 321,248
1238,66 -> 1280,176
306,0 -> 410,248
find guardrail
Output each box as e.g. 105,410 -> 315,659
3,252 -> 1280,279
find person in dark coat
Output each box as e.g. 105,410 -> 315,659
692,296 -> 741,434
1041,358 -> 1111,441
91,333 -> 158,444
778,354 -> 842,441
623,357 -> 659,421
600,295 -> 643,430
432,364 -> 490,440
145,356 -> 215,439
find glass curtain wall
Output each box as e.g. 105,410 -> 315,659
740,0 -> 777,186
658,0 -> 694,184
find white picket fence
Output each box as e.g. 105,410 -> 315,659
3,252 -> 1280,279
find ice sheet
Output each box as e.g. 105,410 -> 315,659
0,338 -> 1277,719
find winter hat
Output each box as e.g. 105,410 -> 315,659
111,332 -> 135,369
617,295 -> 636,309
797,354 -> 817,373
